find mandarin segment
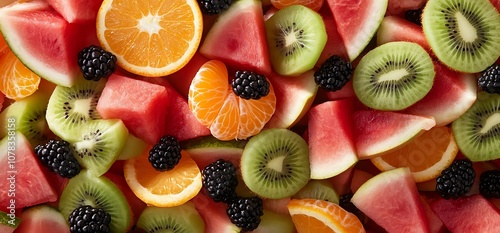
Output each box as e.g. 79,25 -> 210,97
210,91 -> 240,140
0,50 -> 41,100
238,87 -> 276,139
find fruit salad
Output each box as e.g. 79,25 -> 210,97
1,0 -> 500,232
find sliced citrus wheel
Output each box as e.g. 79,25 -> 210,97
0,49 -> 41,100
124,149 -> 202,207
271,0 -> 324,11
188,60 -> 276,140
288,198 -> 366,233
96,0 -> 203,77
370,126 -> 458,183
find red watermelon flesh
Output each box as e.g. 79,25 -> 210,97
0,1 -> 82,87
420,196 -> 446,233
96,73 -> 169,145
13,205 -> 70,233
354,110 -> 436,159
330,165 -> 354,195
490,0 -> 500,12
192,192 -> 241,232
325,80 -> 355,100
307,99 -> 358,179
387,0 -> 427,15
44,0 -> 102,23
351,168 -> 431,233
376,15 -> 431,51
350,169 -> 373,194
0,133 -> 58,212
326,0 -> 388,61
200,0 -> 272,75
166,52 -> 209,98
428,195 -> 500,233
315,15 -> 349,66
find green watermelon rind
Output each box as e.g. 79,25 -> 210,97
0,210 -> 20,229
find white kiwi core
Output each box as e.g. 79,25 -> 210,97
480,113 -> 500,134
73,98 -> 92,116
378,69 -> 409,82
455,11 -> 477,42
267,156 -> 286,172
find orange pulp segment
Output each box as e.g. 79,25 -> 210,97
0,49 -> 41,100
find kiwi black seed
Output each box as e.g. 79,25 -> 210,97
46,77 -> 106,142
292,179 -> 340,204
240,128 -> 310,199
353,41 -> 435,111
58,170 -> 132,233
265,4 -> 327,76
136,203 -> 205,233
452,91 -> 500,162
422,0 -> 500,73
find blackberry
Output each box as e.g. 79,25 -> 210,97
68,205 -> 111,233
148,135 -> 182,171
78,45 -> 117,81
339,193 -> 365,222
197,0 -> 233,15
231,70 -> 270,100
479,170 -> 500,198
478,64 -> 500,94
404,8 -> 423,26
436,160 -> 475,199
314,55 -> 353,92
202,159 -> 238,203
226,196 -> 264,232
34,139 -> 81,178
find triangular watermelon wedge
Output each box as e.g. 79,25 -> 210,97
200,0 -> 272,75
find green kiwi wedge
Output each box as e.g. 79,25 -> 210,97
353,41 -> 435,111
71,119 -> 128,176
240,128 -> 310,199
46,77 -> 106,142
422,0 -> 500,73
265,5 -> 327,76
116,134 -> 148,160
292,179 -> 340,204
452,92 -> 500,161
58,169 -> 132,232
136,203 -> 205,233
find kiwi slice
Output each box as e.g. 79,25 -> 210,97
422,0 -> 500,73
59,169 -> 132,232
116,134 -> 148,160
292,179 -> 340,204
136,203 -> 205,233
265,5 -> 327,76
353,41 -> 435,111
240,128 -> 310,199
452,92 -> 500,162
46,77 -> 105,142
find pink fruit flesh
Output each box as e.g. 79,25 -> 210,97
419,195 -> 446,233
376,15 -> 431,51
330,166 -> 354,195
44,0 -> 102,23
167,52 -> 209,98
350,169 -> 373,194
315,14 -> 349,66
386,0 -> 427,15
192,192 -> 240,232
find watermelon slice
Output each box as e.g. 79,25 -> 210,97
351,168 -> 431,233
44,0 -> 102,23
350,169 -> 373,193
315,14 -> 349,66
419,196 -> 447,233
200,0 -> 272,75
0,210 -> 19,233
192,192 -> 241,232
13,205 -> 70,233
376,15 -> 431,51
386,0 -> 427,15
326,0 -> 388,61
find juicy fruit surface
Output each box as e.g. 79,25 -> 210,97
13,205 -> 69,233
136,203 -> 205,233
0,48 -> 40,100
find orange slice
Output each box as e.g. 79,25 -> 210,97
0,49 -> 41,100
188,60 -> 276,140
124,149 -> 202,207
370,126 -> 458,183
96,0 -> 203,77
288,199 -> 366,233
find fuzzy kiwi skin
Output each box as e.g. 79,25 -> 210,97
136,203 -> 205,233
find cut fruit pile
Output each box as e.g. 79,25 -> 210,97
1,0 -> 500,232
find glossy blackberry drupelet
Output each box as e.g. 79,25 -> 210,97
148,135 -> 182,172
478,64 -> 500,94
404,8 -> 423,26
34,139 -> 81,178
226,196 -> 264,231
479,170 -> 500,198
78,45 -> 117,81
197,0 -> 233,15
231,70 -> 270,100
202,159 -> 238,203
436,160 -> 475,199
314,55 -> 353,92
68,205 -> 111,233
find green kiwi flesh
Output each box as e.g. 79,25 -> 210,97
136,203 -> 205,233
292,179 -> 340,204
253,209 -> 295,233
240,128 -> 310,199
58,169 -> 132,232
71,119 -> 128,176
116,134 -> 148,160
422,0 -> 500,73
0,209 -> 20,229
46,78 -> 105,142
452,92 -> 500,161
265,5 -> 327,76
353,41 -> 435,111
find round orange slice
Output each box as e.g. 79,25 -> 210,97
0,49 -> 41,100
96,0 -> 203,77
124,149 -> 202,207
288,198 -> 366,233
370,126 -> 458,183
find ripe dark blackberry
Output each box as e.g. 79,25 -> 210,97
339,193 -> 365,222
479,170 -> 500,198
148,135 -> 182,171
34,139 -> 81,178
68,205 -> 111,233
314,55 -> 353,92
78,45 -> 117,81
435,160 -> 475,199
231,70 -> 270,100
404,8 -> 423,26
478,64 -> 500,94
197,0 -> 233,15
202,159 -> 238,203
226,196 -> 264,232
